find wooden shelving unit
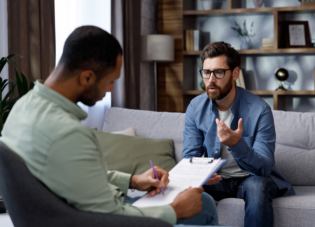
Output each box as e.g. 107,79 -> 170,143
183,5 -> 315,15
157,0 -> 315,113
184,48 -> 315,55
183,90 -> 315,110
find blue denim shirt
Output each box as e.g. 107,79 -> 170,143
182,87 -> 295,197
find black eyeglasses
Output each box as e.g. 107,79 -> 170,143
199,69 -> 232,79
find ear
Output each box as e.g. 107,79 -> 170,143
78,70 -> 97,87
232,67 -> 240,82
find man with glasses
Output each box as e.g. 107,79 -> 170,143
182,42 -> 295,227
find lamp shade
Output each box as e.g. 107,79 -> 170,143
141,35 -> 174,62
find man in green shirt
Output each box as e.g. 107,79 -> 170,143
1,26 -> 218,226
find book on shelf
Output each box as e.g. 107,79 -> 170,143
262,38 -> 274,49
184,30 -> 201,51
236,69 -> 246,89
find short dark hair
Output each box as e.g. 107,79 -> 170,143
200,42 -> 240,70
59,25 -> 123,79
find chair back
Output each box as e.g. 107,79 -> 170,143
0,141 -> 171,227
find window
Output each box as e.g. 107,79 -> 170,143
55,0 -> 111,130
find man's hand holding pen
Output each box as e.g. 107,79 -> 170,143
130,165 -> 170,197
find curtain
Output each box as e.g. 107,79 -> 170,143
7,0 -> 55,84
111,0 -> 156,110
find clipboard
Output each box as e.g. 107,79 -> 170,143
132,158 -> 227,208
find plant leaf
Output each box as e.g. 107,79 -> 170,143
2,83 -> 16,104
1,80 -> 9,92
20,72 -> 29,96
29,81 -> 35,90
2,98 -> 18,111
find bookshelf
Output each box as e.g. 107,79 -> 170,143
157,0 -> 315,112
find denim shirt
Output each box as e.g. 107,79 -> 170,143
182,87 -> 295,197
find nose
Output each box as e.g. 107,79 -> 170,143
208,72 -> 217,83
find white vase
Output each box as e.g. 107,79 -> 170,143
253,0 -> 264,8
240,38 -> 249,50
201,0 -> 214,10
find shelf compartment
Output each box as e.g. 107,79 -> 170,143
183,6 -> 315,16
184,90 -> 315,111
183,48 -> 315,55
184,90 -> 315,96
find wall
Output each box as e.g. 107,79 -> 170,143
0,0 -> 8,96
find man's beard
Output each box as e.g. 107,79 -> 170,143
78,82 -> 100,106
206,75 -> 233,101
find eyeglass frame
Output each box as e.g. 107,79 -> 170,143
199,68 -> 233,79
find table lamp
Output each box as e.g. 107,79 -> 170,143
142,35 -> 174,111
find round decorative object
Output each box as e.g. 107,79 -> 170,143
253,0 -> 264,8
274,67 -> 289,91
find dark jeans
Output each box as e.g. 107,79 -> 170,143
203,175 -> 278,227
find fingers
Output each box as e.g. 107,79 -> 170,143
195,187 -> 204,193
154,166 -> 169,188
238,118 -> 243,132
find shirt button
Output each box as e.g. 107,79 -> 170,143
215,151 -> 218,154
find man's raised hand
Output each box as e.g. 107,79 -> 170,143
216,118 -> 243,147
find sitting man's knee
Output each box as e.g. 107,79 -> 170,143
242,176 -> 273,196
201,192 -> 216,208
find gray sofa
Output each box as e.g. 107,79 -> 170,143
103,107 -> 315,227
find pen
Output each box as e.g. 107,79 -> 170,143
150,160 -> 164,195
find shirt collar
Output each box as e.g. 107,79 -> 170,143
210,86 -> 241,115
33,80 -> 87,120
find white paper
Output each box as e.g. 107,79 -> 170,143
132,158 -> 226,208
127,189 -> 147,198
289,24 -> 306,46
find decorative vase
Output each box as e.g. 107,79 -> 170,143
240,38 -> 250,50
253,0 -> 264,8
201,0 -> 214,10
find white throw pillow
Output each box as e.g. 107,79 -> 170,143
112,127 -> 136,136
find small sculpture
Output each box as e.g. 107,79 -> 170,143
275,68 -> 289,91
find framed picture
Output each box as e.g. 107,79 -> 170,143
285,21 -> 310,48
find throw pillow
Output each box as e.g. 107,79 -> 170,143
113,127 -> 136,136
93,131 -> 176,175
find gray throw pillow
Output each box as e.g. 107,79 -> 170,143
93,130 -> 176,175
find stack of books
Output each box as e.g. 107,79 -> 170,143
262,38 -> 274,49
236,69 -> 246,89
184,30 -> 201,51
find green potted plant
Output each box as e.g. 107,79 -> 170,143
0,54 -> 34,136
231,20 -> 255,49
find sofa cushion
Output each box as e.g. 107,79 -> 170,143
103,108 -> 185,163
93,131 -> 176,175
216,186 -> 315,227
272,111 -> 315,186
113,127 -> 136,136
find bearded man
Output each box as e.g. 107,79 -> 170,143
182,42 -> 295,227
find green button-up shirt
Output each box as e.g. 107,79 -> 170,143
1,81 -> 176,224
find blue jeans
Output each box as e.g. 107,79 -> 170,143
125,192 -> 218,226
203,175 -> 279,227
